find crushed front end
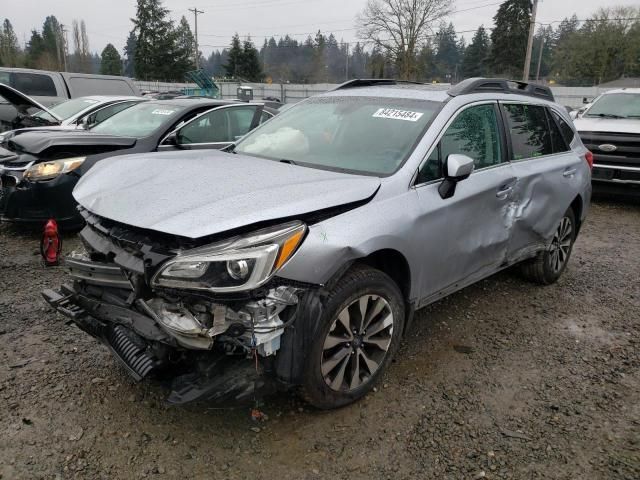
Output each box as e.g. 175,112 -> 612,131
43,209 -> 312,405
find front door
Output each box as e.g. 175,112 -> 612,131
413,102 -> 518,305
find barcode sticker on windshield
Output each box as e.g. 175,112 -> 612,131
151,109 -> 175,115
373,108 -> 424,122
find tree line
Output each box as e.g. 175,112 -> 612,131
1,0 -> 639,86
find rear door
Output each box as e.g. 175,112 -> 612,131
501,102 -> 584,260
413,101 -> 518,303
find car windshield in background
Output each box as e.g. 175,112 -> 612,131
90,102 -> 184,137
35,97 -> 101,120
235,97 -> 440,175
586,93 -> 640,118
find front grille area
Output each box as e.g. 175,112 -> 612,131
579,131 -> 640,168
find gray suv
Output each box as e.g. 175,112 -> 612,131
44,78 -> 592,409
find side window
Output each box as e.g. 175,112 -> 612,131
227,106 -> 259,140
546,108 -> 569,153
179,108 -> 230,144
260,111 -> 273,124
502,104 -> 553,160
550,109 -> 575,147
417,103 -> 503,184
10,73 -> 57,96
91,102 -> 137,125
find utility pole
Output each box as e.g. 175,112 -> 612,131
60,24 -> 68,72
345,43 -> 349,81
188,7 -> 204,69
535,34 -> 545,81
523,0 -> 539,82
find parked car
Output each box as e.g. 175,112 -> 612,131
0,82 -> 62,133
0,67 -> 140,106
0,98 -> 277,227
573,88 -> 640,197
43,78 -> 592,409
0,84 -> 145,137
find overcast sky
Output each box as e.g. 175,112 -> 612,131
4,0 -> 639,56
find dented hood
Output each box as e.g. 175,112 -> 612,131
0,83 -> 61,121
574,116 -> 640,134
8,130 -> 137,156
74,150 -> 380,239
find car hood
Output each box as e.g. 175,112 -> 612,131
0,83 -> 61,121
574,117 -> 640,134
74,150 -> 381,239
7,130 -> 137,156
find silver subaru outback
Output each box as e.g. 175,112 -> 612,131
44,78 -> 592,409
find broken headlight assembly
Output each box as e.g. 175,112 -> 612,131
152,221 -> 306,293
24,156 -> 86,181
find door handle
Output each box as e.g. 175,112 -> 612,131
496,186 -> 513,199
563,168 -> 577,178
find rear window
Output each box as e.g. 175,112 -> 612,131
67,77 -> 137,96
502,104 -> 552,160
11,72 -> 57,96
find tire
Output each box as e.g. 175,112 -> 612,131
301,265 -> 405,409
520,208 -> 576,285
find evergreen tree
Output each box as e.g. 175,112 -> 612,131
241,38 -> 263,81
434,23 -> 460,81
123,31 -> 137,77
224,34 -> 243,78
174,16 -> 195,75
461,25 -> 490,78
0,19 -> 21,67
25,30 -> 45,68
131,0 -> 178,81
42,16 -> 63,70
489,0 -> 531,77
100,43 -> 122,75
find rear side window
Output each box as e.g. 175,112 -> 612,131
550,110 -> 575,147
502,104 -> 552,160
67,77 -> 137,96
11,72 -> 57,96
546,109 -> 569,153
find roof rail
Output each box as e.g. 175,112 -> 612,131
448,78 -> 555,102
333,79 -> 424,90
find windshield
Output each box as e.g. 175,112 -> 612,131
586,93 -> 640,118
90,102 -> 184,137
235,96 -> 441,175
34,97 -> 101,121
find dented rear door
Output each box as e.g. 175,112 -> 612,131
500,103 -> 582,259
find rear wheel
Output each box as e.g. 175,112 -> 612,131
301,265 -> 404,409
520,208 -> 576,285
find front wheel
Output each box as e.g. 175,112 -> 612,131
520,208 -> 576,285
301,265 -> 405,409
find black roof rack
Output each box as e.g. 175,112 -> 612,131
448,78 -> 555,102
333,79 -> 425,90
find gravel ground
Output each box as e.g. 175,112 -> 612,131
0,199 -> 639,480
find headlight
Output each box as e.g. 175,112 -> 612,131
24,156 -> 86,181
152,221 -> 306,293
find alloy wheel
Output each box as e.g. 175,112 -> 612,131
321,295 -> 394,392
548,216 -> 573,273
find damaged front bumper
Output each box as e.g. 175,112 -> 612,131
42,215 -> 309,405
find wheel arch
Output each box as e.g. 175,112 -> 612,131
569,194 -> 584,234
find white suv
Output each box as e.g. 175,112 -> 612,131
573,88 -> 640,197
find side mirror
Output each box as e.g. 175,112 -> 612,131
163,131 -> 179,146
438,154 -> 475,200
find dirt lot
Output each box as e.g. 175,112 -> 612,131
0,199 -> 638,480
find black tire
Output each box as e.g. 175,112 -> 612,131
301,265 -> 405,409
520,208 -> 576,285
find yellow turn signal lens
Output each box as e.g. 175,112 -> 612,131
274,229 -> 305,270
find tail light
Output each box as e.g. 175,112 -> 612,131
585,151 -> 594,170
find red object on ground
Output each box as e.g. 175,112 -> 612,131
41,219 -> 62,266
